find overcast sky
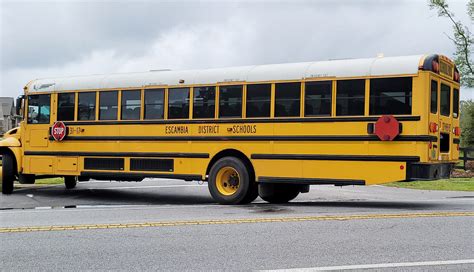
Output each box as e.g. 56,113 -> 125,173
1,0 -> 472,100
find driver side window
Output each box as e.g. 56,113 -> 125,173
27,94 -> 51,124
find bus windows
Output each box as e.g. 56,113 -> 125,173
144,89 -> 164,120
99,91 -> 118,120
453,88 -> 459,118
336,80 -> 365,116
246,84 -> 271,118
440,83 -> 450,117
121,90 -> 141,120
27,94 -> 51,124
219,85 -> 243,118
305,81 -> 331,116
78,92 -> 96,121
57,93 -> 75,121
275,82 -> 301,117
430,80 -> 438,114
193,86 -> 216,119
369,77 -> 412,115
168,88 -> 190,119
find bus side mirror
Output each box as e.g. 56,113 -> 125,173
16,95 -> 24,116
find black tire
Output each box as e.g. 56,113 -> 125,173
240,180 -> 258,204
64,176 -> 77,189
1,152 -> 16,194
258,183 -> 300,204
208,157 -> 256,205
18,174 -> 35,184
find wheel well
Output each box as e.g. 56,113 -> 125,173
0,147 -> 18,176
206,149 -> 255,181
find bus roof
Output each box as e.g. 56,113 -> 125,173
27,54 -> 427,93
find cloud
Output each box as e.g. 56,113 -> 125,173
1,0 -> 472,100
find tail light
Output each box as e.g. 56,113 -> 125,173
453,127 -> 461,136
429,122 -> 439,133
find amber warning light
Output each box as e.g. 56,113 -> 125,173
432,60 -> 440,73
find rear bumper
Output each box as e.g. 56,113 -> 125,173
407,162 -> 454,181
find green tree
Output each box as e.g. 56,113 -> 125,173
429,0 -> 473,87
430,0 -> 473,147
460,100 -> 474,147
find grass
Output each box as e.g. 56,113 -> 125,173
32,177 -> 64,185
384,177 -> 474,192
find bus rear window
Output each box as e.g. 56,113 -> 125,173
440,83 -> 450,117
57,93 -> 75,121
453,88 -> 459,118
27,94 -> 51,124
430,80 -> 438,114
369,77 -> 412,115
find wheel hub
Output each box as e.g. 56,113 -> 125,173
215,167 -> 240,196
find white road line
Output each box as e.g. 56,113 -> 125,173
263,259 -> 474,271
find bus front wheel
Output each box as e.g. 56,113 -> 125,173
64,176 -> 77,189
208,157 -> 257,205
258,183 -> 300,204
1,153 -> 16,194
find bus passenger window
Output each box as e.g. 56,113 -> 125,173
369,77 -> 412,115
440,83 -> 450,117
99,91 -> 118,120
57,93 -> 75,121
193,86 -> 215,119
246,84 -> 271,118
27,94 -> 51,124
305,81 -> 331,116
275,82 -> 301,117
453,88 -> 459,118
121,90 -> 141,120
219,85 -> 242,118
168,88 -> 190,119
336,80 -> 365,116
430,80 -> 438,114
78,92 -> 96,121
144,89 -> 164,119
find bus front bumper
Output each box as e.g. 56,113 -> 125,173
407,162 -> 455,181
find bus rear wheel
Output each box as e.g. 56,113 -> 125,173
64,176 -> 77,189
258,183 -> 300,204
208,157 -> 257,205
18,174 -> 35,184
1,153 -> 16,194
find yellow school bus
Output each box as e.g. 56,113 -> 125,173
0,54 -> 461,204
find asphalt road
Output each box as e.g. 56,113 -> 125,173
1,179 -> 473,271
